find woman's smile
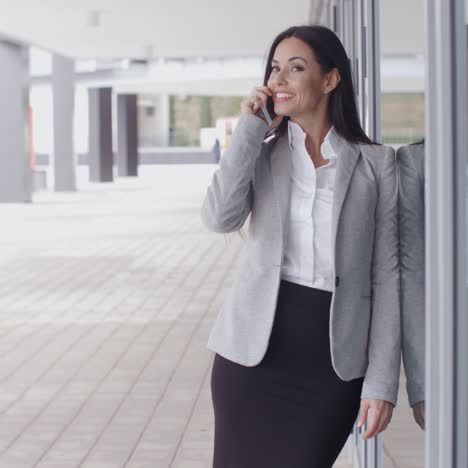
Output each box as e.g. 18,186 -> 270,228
273,92 -> 296,103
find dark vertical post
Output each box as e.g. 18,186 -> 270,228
88,87 -> 113,182
117,94 -> 138,177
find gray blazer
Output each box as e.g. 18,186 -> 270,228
201,113 -> 401,407
396,143 -> 425,407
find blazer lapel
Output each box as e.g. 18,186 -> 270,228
269,133 -> 361,254
330,139 -> 361,252
269,135 -> 292,241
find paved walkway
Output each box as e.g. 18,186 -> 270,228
0,165 -> 424,467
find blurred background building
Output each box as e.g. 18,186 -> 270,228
0,0 -> 425,202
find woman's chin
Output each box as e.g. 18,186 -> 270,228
273,108 -> 291,117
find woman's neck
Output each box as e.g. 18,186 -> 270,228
290,114 -> 332,160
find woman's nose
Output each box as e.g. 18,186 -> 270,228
270,69 -> 288,86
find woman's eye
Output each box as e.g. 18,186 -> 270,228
271,65 -> 303,72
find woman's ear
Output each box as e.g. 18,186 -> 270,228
325,68 -> 341,93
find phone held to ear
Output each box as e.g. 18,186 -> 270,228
258,100 -> 273,126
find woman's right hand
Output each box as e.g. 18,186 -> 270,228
240,85 -> 283,129
240,86 -> 273,121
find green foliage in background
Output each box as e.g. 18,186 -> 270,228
381,93 -> 425,144
168,92 -> 424,146
170,95 -> 243,146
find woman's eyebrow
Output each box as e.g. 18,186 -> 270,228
271,56 -> 308,64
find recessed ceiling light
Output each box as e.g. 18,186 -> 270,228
88,10 -> 100,28
144,45 -> 154,60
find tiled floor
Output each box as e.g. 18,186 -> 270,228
0,165 -> 424,467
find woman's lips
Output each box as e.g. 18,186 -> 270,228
273,92 -> 295,103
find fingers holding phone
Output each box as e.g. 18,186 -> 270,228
240,86 -> 273,123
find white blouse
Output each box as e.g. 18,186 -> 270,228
280,120 -> 341,292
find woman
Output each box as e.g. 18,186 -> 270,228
397,141 -> 426,431
201,25 -> 400,468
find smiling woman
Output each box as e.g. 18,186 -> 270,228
261,25 -> 374,147
203,24 -> 399,468
269,41 -> 332,119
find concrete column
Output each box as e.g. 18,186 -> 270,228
117,94 -> 138,176
425,3 -> 468,468
155,93 -> 170,146
52,54 -> 76,191
0,41 -> 31,202
88,87 -> 113,182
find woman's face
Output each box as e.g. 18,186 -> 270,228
267,37 -> 332,120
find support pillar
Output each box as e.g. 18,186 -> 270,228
117,94 -> 138,177
155,93 -> 170,146
425,1 -> 468,467
0,41 -> 31,202
88,87 -> 113,182
52,54 -> 76,191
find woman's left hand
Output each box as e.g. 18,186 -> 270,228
412,400 -> 425,430
357,398 -> 394,440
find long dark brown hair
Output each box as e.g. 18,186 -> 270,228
263,25 -> 376,145
232,24 -> 376,242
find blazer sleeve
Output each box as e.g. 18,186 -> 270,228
200,113 -> 269,233
360,145 -> 401,408
396,145 -> 425,408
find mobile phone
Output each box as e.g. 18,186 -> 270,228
258,100 -> 273,126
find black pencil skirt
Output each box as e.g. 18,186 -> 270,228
210,279 -> 365,468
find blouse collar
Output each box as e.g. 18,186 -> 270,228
287,120 -> 340,162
